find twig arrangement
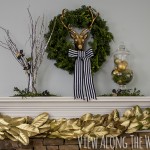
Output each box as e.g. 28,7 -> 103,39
0,8 -> 56,93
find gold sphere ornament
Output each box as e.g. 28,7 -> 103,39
117,62 -> 127,71
114,58 -> 121,65
122,60 -> 128,67
111,69 -> 119,75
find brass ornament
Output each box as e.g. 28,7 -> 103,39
122,60 -> 128,67
117,61 -> 127,71
60,6 -> 99,51
111,69 -> 119,75
0,106 -> 149,145
114,58 -> 121,65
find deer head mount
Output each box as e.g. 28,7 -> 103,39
60,6 -> 99,51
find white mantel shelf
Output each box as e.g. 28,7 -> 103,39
0,97 -> 150,119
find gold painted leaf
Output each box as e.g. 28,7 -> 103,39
0,118 -> 9,125
93,114 -> 102,121
0,131 -> 4,135
59,135 -> 74,139
121,120 -> 130,127
34,133 -> 47,138
108,128 -> 122,137
6,127 -> 29,145
59,131 -> 77,139
119,117 -> 128,122
143,108 -> 150,118
50,119 -> 66,130
39,122 -> 51,128
17,130 -> 29,145
113,109 -> 120,121
11,127 -> 21,134
58,122 -> 67,132
73,130 -> 83,136
82,121 -> 95,133
39,127 -> 50,133
10,117 -> 26,126
133,105 -> 143,118
126,126 -> 141,133
0,125 -> 9,131
81,113 -> 93,122
142,126 -> 149,130
107,122 -> 115,128
99,115 -> 108,125
4,132 -> 17,141
17,124 -> 39,133
48,134 -> 58,138
7,129 -> 18,136
131,117 -> 139,123
123,109 -> 134,118
31,112 -> 49,127
0,135 -> 5,140
27,131 -> 38,137
92,126 -> 108,137
140,117 -> 150,125
128,122 -> 141,129
67,119 -> 81,130
60,131 -> 74,137
50,131 -> 60,137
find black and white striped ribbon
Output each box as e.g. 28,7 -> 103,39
68,48 -> 97,101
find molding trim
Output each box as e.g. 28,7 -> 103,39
0,97 -> 149,118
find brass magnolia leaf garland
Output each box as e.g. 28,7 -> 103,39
0,106 -> 150,145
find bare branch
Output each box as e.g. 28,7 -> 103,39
0,26 -> 29,68
0,41 -> 10,50
0,9 -> 57,93
44,17 -> 57,50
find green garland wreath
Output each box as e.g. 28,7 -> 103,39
45,5 -> 113,74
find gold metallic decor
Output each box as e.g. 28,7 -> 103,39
0,106 -> 150,145
112,42 -> 133,89
60,6 -> 99,51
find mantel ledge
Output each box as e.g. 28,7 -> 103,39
0,96 -> 149,118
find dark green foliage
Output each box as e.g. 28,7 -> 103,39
14,87 -> 56,97
101,88 -> 143,96
45,5 -> 113,74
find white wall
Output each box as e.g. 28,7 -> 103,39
0,0 -> 150,96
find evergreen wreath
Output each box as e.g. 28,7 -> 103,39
45,5 -> 113,74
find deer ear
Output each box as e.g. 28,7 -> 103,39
70,33 -> 76,39
69,29 -> 78,39
83,33 -> 88,39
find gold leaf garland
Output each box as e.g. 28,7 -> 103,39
0,105 -> 150,145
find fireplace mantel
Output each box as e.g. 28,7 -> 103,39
0,97 -> 149,118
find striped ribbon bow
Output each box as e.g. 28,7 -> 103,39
68,48 -> 97,101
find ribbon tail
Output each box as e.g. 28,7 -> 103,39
83,58 -> 97,101
74,58 -> 85,100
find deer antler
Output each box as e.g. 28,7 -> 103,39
60,9 -> 79,38
60,9 -> 70,30
88,6 -> 99,30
